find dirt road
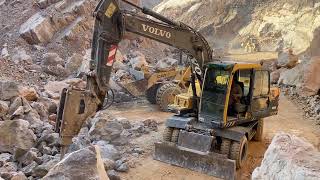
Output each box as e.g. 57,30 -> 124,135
109,96 -> 320,180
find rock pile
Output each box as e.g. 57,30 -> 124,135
0,78 -> 160,179
252,133 -> 320,180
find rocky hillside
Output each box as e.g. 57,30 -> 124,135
155,0 -> 320,56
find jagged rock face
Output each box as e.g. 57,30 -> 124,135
252,133 -> 320,180
279,56 -> 320,96
19,12 -> 56,44
43,146 -> 109,180
155,0 -> 320,54
0,120 -> 37,154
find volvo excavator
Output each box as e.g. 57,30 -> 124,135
55,0 -> 280,179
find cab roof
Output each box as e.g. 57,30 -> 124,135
206,60 -> 262,71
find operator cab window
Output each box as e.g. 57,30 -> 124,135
237,70 -> 252,98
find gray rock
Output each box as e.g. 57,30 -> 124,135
38,133 -> 59,148
65,54 -> 84,74
0,120 -> 36,154
16,148 -> 41,166
30,102 -> 48,120
95,142 -> 120,161
21,161 -> 38,176
132,147 -> 144,154
0,153 -> 12,167
8,97 -> 32,116
115,162 -> 129,172
0,161 -> 18,172
43,146 -> 109,180
42,64 -> 69,78
143,118 -> 158,131
0,80 -> 19,101
19,13 -> 55,44
41,53 -> 64,67
117,118 -> 132,129
107,170 -> 120,180
32,157 -> 59,178
89,116 -> 124,143
0,101 -> 9,118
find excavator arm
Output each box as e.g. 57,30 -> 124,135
55,0 -> 213,156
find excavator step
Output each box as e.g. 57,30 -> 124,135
154,142 -> 236,180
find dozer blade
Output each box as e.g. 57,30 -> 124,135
154,142 -> 236,180
118,79 -> 148,97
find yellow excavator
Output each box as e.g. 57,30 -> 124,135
55,0 -> 280,179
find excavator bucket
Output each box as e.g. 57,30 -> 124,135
118,79 -> 148,97
154,142 -> 236,180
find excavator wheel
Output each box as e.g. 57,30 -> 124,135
253,119 -> 264,141
163,127 -> 173,142
230,136 -> 248,169
156,83 -> 182,112
146,84 -> 160,104
220,138 -> 231,155
171,128 -> 180,143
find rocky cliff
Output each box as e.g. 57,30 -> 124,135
155,0 -> 320,55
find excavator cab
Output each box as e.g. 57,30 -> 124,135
154,61 -> 280,179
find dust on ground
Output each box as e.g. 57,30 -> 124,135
107,96 -> 320,180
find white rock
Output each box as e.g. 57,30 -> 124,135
1,43 -> 9,58
43,146 -> 109,180
252,133 -> 320,180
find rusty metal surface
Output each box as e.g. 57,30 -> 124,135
58,87 -> 99,146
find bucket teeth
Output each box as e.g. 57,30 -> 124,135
154,142 -> 236,180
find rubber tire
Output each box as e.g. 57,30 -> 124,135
253,119 -> 264,141
163,127 -> 173,142
230,136 -> 248,169
146,84 -> 160,104
171,129 -> 180,143
220,139 -> 231,155
156,83 -> 182,112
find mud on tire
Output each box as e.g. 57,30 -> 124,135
171,128 -> 180,143
156,83 -> 182,112
230,136 -> 248,169
163,127 -> 173,142
146,84 -> 160,104
253,118 -> 264,141
220,138 -> 231,155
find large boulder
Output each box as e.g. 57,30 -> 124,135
19,13 -> 56,44
279,57 -> 320,96
252,133 -> 320,180
43,146 -> 109,180
0,80 -> 19,101
300,56 -> 320,96
0,120 -> 36,154
88,115 -> 124,144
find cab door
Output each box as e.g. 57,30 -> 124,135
250,70 -> 270,118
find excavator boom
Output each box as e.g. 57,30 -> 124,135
55,1 -> 237,178
56,0 -> 212,156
